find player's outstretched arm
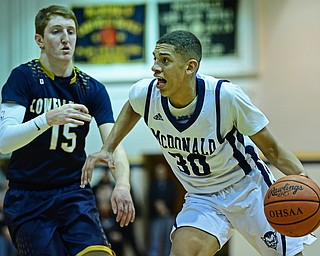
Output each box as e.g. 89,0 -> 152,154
250,127 -> 306,176
81,101 -> 141,226
105,100 -> 142,152
81,100 -> 141,185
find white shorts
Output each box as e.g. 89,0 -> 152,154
171,168 -> 317,256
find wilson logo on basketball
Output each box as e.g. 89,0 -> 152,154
268,207 -> 303,218
266,183 -> 303,198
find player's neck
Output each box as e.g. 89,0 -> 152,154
39,55 -> 74,77
169,77 -> 197,108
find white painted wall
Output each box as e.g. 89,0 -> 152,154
255,0 -> 320,153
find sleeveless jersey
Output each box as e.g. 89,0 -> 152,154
129,74 -> 269,193
1,59 -> 114,188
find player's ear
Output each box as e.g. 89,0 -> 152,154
35,34 -> 44,49
186,59 -> 198,75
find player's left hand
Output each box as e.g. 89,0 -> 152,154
81,148 -> 115,186
111,184 -> 136,227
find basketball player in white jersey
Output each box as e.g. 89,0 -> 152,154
81,30 -> 317,255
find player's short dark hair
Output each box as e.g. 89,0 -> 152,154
35,5 -> 78,36
156,30 -> 202,63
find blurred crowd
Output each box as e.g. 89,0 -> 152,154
0,161 -> 18,256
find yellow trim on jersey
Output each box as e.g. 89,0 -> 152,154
38,59 -> 77,84
70,71 -> 77,84
76,245 -> 116,256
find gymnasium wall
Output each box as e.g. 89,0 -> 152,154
0,0 -> 319,255
1,0 -> 319,158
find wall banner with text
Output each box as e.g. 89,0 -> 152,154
158,0 -> 237,57
73,4 -> 145,64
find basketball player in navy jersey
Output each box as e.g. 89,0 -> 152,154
0,5 -> 135,256
82,30 -> 317,256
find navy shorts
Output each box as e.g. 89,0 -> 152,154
4,183 -> 114,256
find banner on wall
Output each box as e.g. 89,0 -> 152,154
73,4 -> 145,64
158,0 -> 237,57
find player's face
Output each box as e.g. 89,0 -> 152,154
152,43 -> 190,101
38,15 -> 77,62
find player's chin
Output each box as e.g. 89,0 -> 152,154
156,85 -> 169,96
158,89 -> 169,97
59,53 -> 73,60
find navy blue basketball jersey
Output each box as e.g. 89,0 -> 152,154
1,59 -> 114,188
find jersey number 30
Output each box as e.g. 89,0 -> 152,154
168,152 -> 211,176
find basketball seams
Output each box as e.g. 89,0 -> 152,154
263,175 -> 320,237
264,179 -> 320,202
275,179 -> 320,199
264,199 -> 319,205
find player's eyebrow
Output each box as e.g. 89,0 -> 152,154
50,24 -> 76,30
152,51 -> 172,57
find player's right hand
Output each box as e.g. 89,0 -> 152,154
46,103 -> 91,126
111,184 -> 136,227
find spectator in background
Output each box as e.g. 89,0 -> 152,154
0,180 -> 18,256
148,163 -> 177,256
94,168 -> 144,256
94,171 -> 124,255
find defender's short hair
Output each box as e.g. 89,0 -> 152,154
35,5 -> 78,36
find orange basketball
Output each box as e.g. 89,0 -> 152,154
264,175 -> 320,237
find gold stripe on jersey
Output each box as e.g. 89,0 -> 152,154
38,59 -> 77,84
76,245 -> 116,256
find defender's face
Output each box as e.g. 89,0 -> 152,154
151,43 -> 189,99
39,15 -> 77,61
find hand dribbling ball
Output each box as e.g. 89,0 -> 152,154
264,175 -> 320,237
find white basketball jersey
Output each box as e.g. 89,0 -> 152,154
129,74 -> 269,193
